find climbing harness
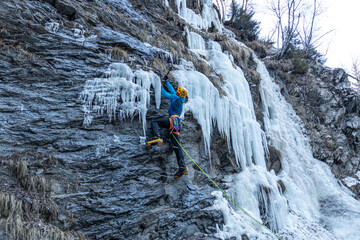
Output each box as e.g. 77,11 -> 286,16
169,114 -> 182,135
171,134 -> 284,240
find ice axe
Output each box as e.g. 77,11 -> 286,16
155,64 -> 173,84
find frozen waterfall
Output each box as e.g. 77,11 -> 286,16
255,57 -> 360,239
176,29 -> 288,237
174,32 -> 266,170
172,3 -> 360,240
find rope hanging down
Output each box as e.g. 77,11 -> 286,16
171,134 -> 284,240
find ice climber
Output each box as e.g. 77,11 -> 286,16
147,80 -> 188,179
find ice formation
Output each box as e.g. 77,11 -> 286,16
172,2 -> 360,240
174,32 -> 266,169
162,0 -> 169,7
204,43 -> 360,240
172,29 -> 287,234
174,0 -> 222,32
44,22 -> 59,33
255,56 -> 360,239
80,63 -> 161,136
343,176 -> 360,187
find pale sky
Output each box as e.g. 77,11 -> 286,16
321,0 -> 360,71
250,0 -> 360,72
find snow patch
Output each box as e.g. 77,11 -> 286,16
342,176 -> 360,187
45,22 -> 59,33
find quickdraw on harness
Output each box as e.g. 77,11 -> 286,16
169,114 -> 182,135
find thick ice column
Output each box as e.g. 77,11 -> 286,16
210,165 -> 288,238
173,69 -> 219,154
175,31 -> 266,169
178,30 -> 289,235
256,57 -> 321,216
185,27 -> 206,50
80,63 -> 161,136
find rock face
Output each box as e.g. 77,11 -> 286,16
0,0 -> 228,239
1,0 -> 359,239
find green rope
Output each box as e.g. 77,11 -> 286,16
172,134 -> 284,240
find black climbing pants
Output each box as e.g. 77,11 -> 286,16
151,118 -> 185,168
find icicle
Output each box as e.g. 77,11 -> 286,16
174,31 -> 266,169
162,0 -> 169,7
174,0 -> 222,32
186,29 -> 206,50
80,63 -> 161,136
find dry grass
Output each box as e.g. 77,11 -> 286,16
0,40 -> 38,62
150,57 -> 168,76
0,193 -> 23,218
0,152 -> 87,240
189,55 -> 227,96
152,34 -> 188,64
192,59 -> 212,77
0,213 -> 84,240
6,155 -> 52,198
9,159 -> 28,179
22,176 -> 51,198
218,38 -> 254,68
107,46 -> 128,62
138,31 -> 151,43
0,193 -> 65,240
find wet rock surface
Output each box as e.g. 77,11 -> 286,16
1,0 -> 359,238
0,0 -> 229,239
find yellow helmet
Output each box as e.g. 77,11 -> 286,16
176,86 -> 188,98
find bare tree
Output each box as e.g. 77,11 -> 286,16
267,0 -> 331,59
268,0 -> 302,58
240,0 -> 255,13
300,0 -> 317,50
348,58 -> 360,89
299,0 -> 333,57
215,0 -> 255,22
229,0 -> 237,22
242,0 -> 250,12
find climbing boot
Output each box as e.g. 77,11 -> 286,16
174,167 -> 188,179
147,136 -> 163,148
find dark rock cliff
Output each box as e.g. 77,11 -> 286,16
0,0 -> 227,239
0,0 -> 359,239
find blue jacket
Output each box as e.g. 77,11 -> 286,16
161,81 -> 185,117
